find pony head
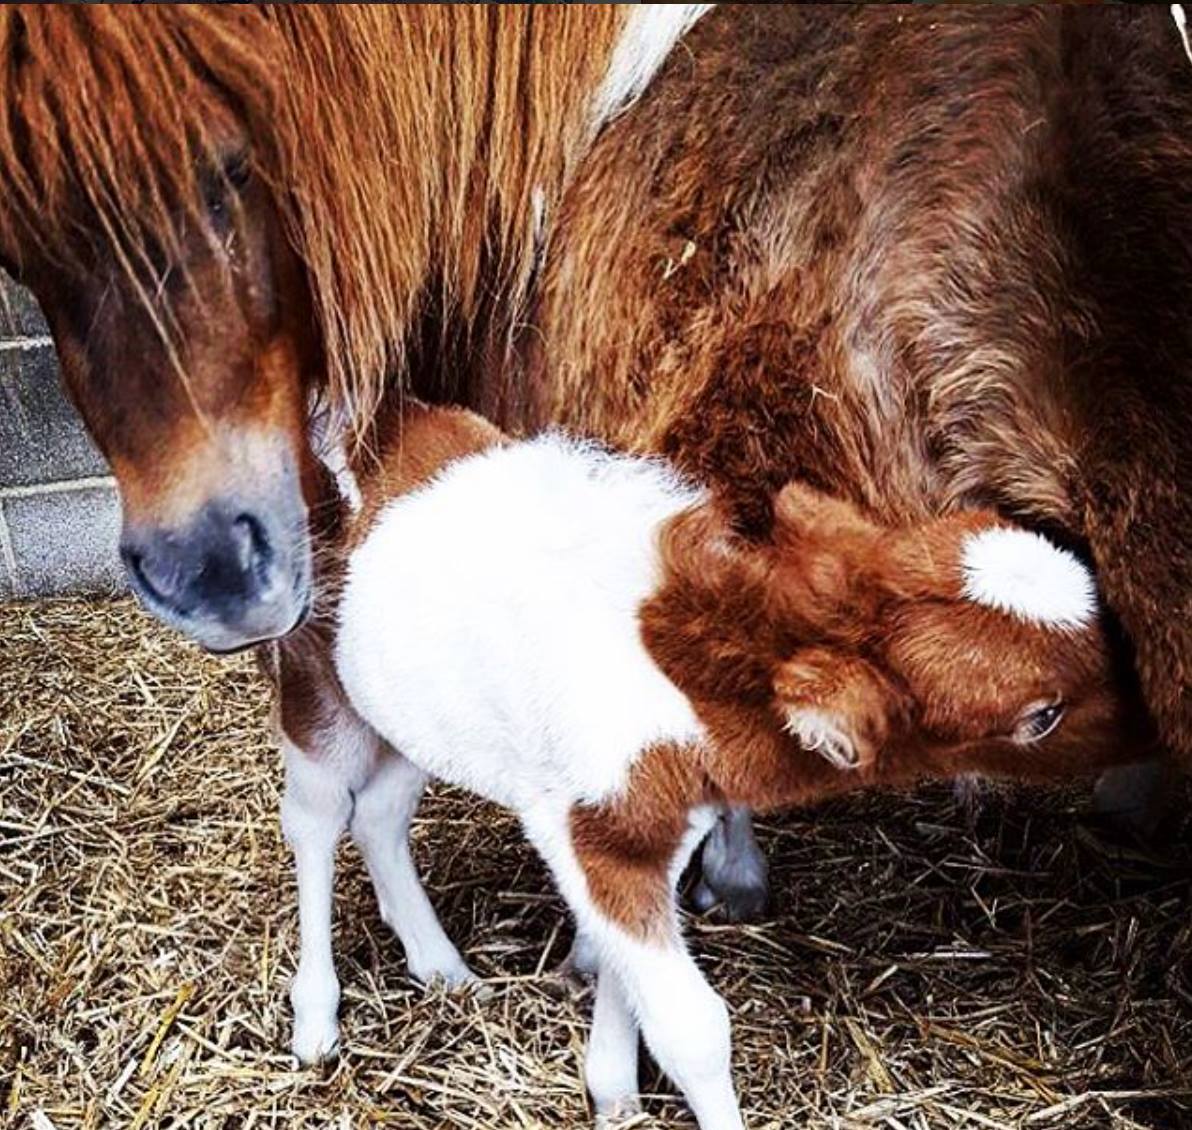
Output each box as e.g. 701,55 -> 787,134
0,7 -> 317,650
0,6 -> 625,649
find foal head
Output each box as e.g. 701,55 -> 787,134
0,8 -> 317,650
764,484 -> 1151,781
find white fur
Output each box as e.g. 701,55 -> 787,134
281,718 -> 471,1064
783,707 -> 858,769
960,526 -> 1096,630
308,397 -> 363,514
591,5 -> 714,132
336,434 -> 706,811
335,435 -> 745,1127
1174,5 -> 1192,66
520,805 -> 742,1130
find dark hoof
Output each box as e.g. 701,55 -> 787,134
1093,761 -> 1174,843
689,877 -> 769,923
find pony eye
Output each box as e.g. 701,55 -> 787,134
222,152 -> 251,190
1014,700 -> 1065,744
201,152 -> 251,221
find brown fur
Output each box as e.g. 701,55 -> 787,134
526,5 -> 1192,756
0,5 -> 1186,761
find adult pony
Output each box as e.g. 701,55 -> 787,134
0,8 -> 1186,884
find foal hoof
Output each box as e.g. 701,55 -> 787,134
594,1096 -> 643,1128
1092,760 -> 1173,843
291,1015 -> 340,1066
413,956 -> 478,992
690,877 -> 769,923
560,933 -> 600,984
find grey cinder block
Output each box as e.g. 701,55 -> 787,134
0,272 -> 124,600
3,486 -> 123,598
0,270 -> 49,338
0,344 -> 109,489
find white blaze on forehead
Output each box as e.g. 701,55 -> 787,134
960,526 -> 1097,629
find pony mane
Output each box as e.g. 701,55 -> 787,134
0,5 -> 630,425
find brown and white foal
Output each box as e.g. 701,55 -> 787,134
280,403 -> 1136,1129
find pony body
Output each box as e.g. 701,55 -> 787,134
0,5 -> 1185,763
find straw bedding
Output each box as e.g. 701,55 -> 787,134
2,597 -> 1190,1129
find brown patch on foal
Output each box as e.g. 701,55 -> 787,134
349,401 -> 506,549
570,743 -> 709,942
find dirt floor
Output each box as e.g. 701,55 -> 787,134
2,597 -> 1191,1129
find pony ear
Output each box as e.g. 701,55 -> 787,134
773,648 -> 898,771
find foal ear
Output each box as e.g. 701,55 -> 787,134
770,482 -> 891,617
772,481 -> 883,547
773,648 -> 898,771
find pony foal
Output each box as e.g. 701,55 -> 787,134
318,403 -> 1136,1130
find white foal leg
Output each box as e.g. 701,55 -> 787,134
586,964 -> 641,1125
599,925 -> 743,1130
693,805 -> 769,922
524,807 -> 742,1130
281,738 -> 352,1063
350,748 -> 474,987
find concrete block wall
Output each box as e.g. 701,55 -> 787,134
0,273 -> 124,598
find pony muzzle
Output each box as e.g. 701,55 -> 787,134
119,493 -> 312,653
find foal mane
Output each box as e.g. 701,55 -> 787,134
0,4 -> 629,424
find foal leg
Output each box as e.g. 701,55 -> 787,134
281,738 -> 352,1063
693,805 -> 769,922
527,809 -> 742,1130
586,964 -> 641,1125
350,747 -> 474,987
596,920 -> 742,1130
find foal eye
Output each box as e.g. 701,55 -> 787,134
1014,700 -> 1065,744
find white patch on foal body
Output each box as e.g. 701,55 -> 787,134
960,526 -> 1096,630
591,5 -> 714,131
336,434 -> 706,812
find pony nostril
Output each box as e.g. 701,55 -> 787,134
232,513 -> 273,584
121,546 -> 171,605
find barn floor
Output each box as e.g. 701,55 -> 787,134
2,598 -> 1191,1130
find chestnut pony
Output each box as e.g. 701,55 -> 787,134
0,8 -> 1186,885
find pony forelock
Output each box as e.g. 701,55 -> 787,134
0,5 -> 630,432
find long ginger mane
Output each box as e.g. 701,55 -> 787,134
0,4 -> 629,423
